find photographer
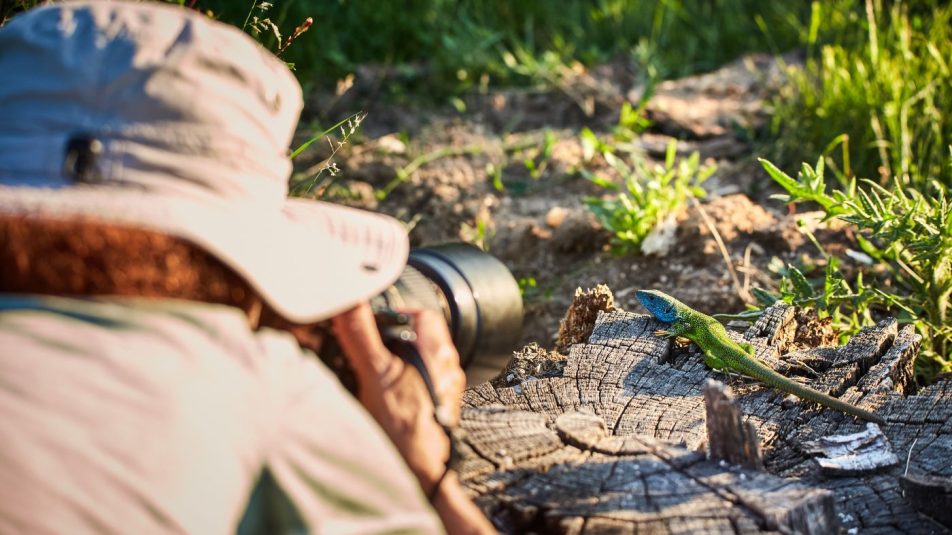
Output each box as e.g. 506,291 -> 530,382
0,2 -> 493,534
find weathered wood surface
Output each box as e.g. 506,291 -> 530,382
704,380 -> 764,471
900,474 -> 952,527
459,302 -> 952,533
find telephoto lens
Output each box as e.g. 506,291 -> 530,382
370,243 -> 523,386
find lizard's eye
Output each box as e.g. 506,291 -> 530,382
662,304 -> 675,321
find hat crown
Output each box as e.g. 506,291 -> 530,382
0,2 -> 410,324
0,1 -> 303,206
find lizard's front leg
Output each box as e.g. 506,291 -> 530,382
654,320 -> 690,339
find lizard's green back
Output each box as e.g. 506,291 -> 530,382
696,324 -> 885,425
637,290 -> 885,425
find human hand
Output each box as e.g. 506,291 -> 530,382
332,302 -> 494,533
331,302 -> 464,492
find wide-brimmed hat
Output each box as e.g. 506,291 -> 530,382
0,1 -> 409,322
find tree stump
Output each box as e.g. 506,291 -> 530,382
459,299 -> 952,533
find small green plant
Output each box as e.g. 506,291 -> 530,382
613,100 -> 653,142
759,150 -> 952,380
518,277 -> 537,294
486,162 -> 505,192
518,277 -> 540,300
459,216 -> 491,252
517,276 -> 552,300
500,48 -> 581,93
583,138 -> 713,255
522,129 -> 556,179
288,111 -> 366,198
746,250 -> 878,341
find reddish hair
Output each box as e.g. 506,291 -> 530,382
0,214 -> 259,309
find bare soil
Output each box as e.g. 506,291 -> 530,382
294,53 -> 856,350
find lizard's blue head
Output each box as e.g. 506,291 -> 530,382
635,289 -> 681,323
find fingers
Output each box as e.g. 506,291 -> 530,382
400,309 -> 466,424
331,302 -> 395,378
331,303 -> 466,423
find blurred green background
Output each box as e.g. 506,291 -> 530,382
19,1 -> 803,90
3,0 -> 950,377
223,0 -> 809,88
3,0 -> 946,185
159,0 -> 948,187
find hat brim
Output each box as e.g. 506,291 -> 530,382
0,185 -> 409,323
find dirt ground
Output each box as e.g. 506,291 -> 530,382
293,53 -> 855,351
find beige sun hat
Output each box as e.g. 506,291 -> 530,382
0,1 -> 409,322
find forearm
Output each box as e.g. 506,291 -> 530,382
430,472 -> 495,535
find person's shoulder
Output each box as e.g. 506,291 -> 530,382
0,294 -> 265,356
0,294 -> 245,330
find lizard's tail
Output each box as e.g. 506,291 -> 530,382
734,358 -> 885,425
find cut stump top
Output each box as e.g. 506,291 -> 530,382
459,302 -> 952,534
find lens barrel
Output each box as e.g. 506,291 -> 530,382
370,243 -> 523,385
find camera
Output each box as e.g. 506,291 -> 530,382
370,243 -> 523,386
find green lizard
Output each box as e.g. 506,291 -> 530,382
636,289 -> 885,424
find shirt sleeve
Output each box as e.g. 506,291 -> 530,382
254,328 -> 445,535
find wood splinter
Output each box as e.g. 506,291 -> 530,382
704,379 -> 764,470
803,422 -> 898,476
